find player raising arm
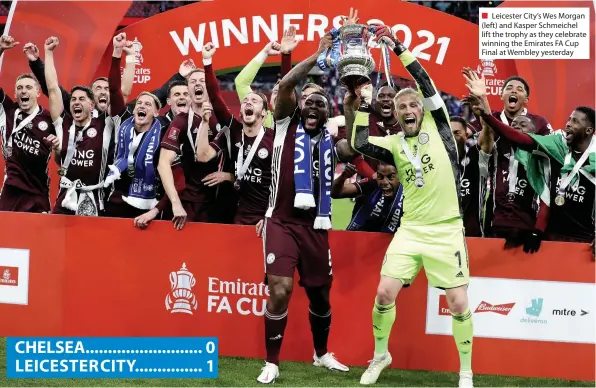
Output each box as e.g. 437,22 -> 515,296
466,94 -> 595,246
350,24 -> 474,387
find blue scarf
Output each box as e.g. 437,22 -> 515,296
347,184 -> 404,233
293,121 -> 334,230
317,28 -> 340,71
104,116 -> 161,210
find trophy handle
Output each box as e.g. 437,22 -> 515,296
169,271 -> 178,290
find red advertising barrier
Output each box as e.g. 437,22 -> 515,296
0,212 -> 593,381
95,0 -> 519,109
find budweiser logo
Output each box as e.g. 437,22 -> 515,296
475,301 -> 515,315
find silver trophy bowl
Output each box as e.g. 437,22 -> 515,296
337,24 -> 376,89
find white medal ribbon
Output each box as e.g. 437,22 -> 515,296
507,147 -> 519,197
127,131 -> 144,172
459,144 -> 469,184
399,134 -> 423,186
237,127 -> 265,181
7,106 -> 40,148
187,108 -> 203,161
500,108 -> 527,126
60,119 -> 92,174
557,137 -> 595,195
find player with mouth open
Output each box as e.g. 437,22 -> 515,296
257,29 -> 349,384
349,23 -> 474,387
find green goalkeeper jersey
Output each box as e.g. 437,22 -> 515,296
351,50 -> 462,226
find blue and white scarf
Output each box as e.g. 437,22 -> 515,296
104,116 -> 161,210
317,28 -> 341,71
347,184 -> 403,233
294,121 -> 334,230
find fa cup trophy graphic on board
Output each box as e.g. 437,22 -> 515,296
337,24 -> 376,88
165,263 -> 198,314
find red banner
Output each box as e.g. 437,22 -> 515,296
498,0 -> 595,130
0,0 -> 129,204
0,0 -> 131,103
98,0 -> 518,109
0,213 -> 593,381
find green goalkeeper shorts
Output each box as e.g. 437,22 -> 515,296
380,217 -> 470,289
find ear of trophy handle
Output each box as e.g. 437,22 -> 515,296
169,271 -> 178,290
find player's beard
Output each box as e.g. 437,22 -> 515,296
402,125 -> 420,137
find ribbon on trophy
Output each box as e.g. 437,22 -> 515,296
317,28 -> 341,71
375,37 -> 393,90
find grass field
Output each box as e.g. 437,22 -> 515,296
332,198 -> 355,230
0,338 -> 592,387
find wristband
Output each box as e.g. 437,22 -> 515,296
358,102 -> 371,112
202,57 -> 212,66
392,42 -> 407,56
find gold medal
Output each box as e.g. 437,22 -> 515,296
58,168 -> 66,176
554,195 -> 565,206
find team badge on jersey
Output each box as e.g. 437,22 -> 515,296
266,253 -> 276,264
258,148 -> 268,159
38,121 -> 48,131
418,132 -> 429,145
87,128 -> 97,138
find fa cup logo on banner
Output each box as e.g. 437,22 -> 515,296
477,59 -> 497,77
132,37 -> 144,65
165,263 -> 198,314
131,37 -> 151,84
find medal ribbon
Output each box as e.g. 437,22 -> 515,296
126,131 -> 144,173
557,137 -> 595,196
399,134 -> 423,187
507,147 -> 519,197
237,127 -> 265,181
60,119 -> 92,175
7,105 -> 40,149
187,107 -> 203,161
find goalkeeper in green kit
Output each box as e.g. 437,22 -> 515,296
347,24 -> 474,387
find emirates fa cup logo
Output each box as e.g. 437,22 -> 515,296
477,59 -> 497,77
165,263 -> 198,314
132,37 -> 144,66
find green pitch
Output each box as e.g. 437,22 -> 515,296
332,198 -> 355,230
0,338 -> 591,387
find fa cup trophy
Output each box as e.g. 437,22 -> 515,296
337,24 -> 376,89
